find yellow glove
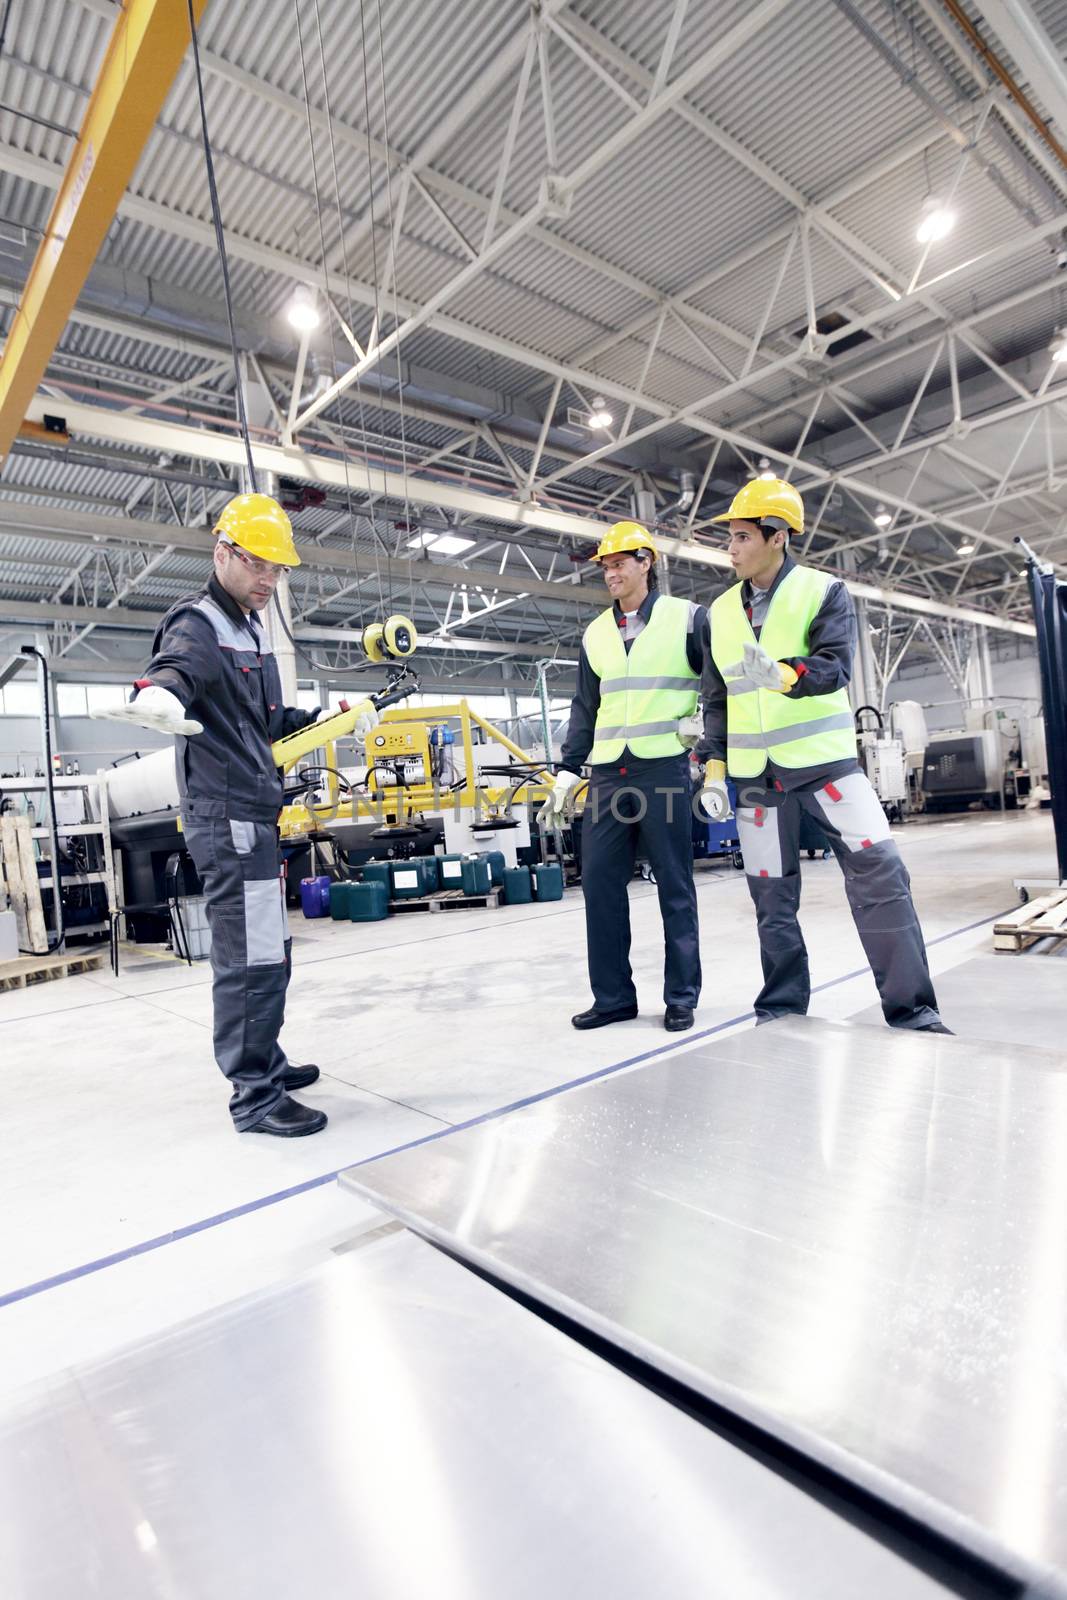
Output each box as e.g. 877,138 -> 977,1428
700,759 -> 731,821
775,663 -> 799,693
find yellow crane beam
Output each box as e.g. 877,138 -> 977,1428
0,0 -> 209,458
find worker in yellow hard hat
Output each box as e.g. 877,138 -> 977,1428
540,519 -> 708,1033
98,492 -> 378,1136
697,475 -> 949,1034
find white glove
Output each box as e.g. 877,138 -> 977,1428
316,700 -> 380,737
677,712 -> 703,750
92,684 -> 202,736
536,767 -> 580,826
741,641 -> 783,689
699,760 -> 732,821
741,640 -> 797,693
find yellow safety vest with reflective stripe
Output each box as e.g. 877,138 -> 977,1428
584,595 -> 700,764
710,565 -> 855,778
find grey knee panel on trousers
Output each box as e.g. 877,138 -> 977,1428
737,771 -> 941,1029
182,816 -> 292,1129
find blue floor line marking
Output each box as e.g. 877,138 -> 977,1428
0,905 -> 1005,1313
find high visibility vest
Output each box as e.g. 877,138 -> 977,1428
584,595 -> 700,764
710,565 -> 855,778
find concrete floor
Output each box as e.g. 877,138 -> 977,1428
0,808 -> 1059,1398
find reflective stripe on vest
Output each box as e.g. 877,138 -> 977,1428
584,595 -> 700,764
710,566 -> 855,778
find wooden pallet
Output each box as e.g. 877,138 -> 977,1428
389,886 -> 501,915
993,888 -> 1067,953
0,948 -> 107,991
0,814 -> 48,955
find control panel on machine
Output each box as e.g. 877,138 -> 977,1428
367,723 -> 431,789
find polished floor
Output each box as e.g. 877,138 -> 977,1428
0,809 -> 1059,1397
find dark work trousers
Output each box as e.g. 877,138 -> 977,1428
182,815 -> 292,1129
736,769 -> 941,1029
581,755 -> 701,1012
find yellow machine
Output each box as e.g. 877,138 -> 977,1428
278,698 -> 556,842
268,609 -> 559,848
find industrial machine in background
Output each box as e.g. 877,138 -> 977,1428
920,705 -> 1044,813
855,705 -> 907,821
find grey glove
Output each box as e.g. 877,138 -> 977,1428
536,767 -> 580,826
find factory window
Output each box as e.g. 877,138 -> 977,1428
296,689 -> 319,711
57,684 -> 89,716
0,682 -> 40,716
466,696 -> 510,720
85,685 -> 126,714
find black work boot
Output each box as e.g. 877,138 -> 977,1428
245,1094 -> 328,1137
571,1004 -> 639,1030
283,1062 -> 320,1091
664,1006 -> 694,1032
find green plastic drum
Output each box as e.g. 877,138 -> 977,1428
390,860 -> 425,900
329,882 -> 351,920
348,881 -> 389,921
503,866 -> 533,905
437,853 -> 465,891
461,856 -> 492,896
532,862 -> 564,901
359,862 -> 392,896
415,854 -> 441,893
482,850 -> 506,887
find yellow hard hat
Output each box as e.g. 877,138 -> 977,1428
213,493 -> 301,567
591,520 -> 658,562
711,477 -> 804,534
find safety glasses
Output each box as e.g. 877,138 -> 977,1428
222,540 -> 290,578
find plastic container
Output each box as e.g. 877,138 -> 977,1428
390,860 -> 425,900
359,862 -> 393,896
532,862 -> 564,902
300,875 -> 331,919
459,856 -> 492,896
482,850 -> 506,887
329,882 -> 351,920
415,854 -> 441,893
502,866 -> 532,905
437,853 -> 465,890
348,881 -> 389,921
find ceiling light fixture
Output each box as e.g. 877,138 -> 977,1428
587,396 -> 613,430
1049,326 -> 1067,362
915,196 -> 956,244
286,284 -> 321,332
757,456 -> 775,481
429,533 -> 476,555
957,540 -> 975,556
873,503 -> 892,528
405,531 -> 437,550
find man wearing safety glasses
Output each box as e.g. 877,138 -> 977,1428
102,493 -> 376,1137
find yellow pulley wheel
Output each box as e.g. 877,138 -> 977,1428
383,614 -> 417,658
362,622 -> 386,663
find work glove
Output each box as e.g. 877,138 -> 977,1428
677,712 -> 703,749
316,700 -> 380,737
536,767 -> 580,827
741,641 -> 798,693
93,684 -> 203,736
699,759 -> 731,821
